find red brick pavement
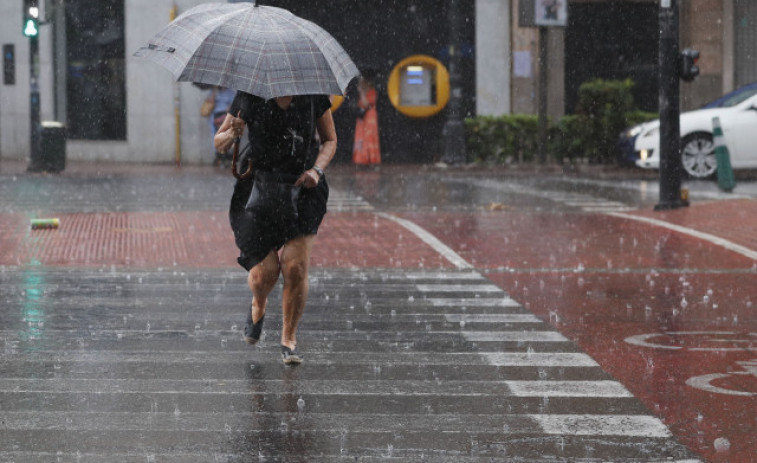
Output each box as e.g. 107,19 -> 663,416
397,200 -> 757,463
627,198 -> 757,257
0,211 -> 453,269
2,197 -> 755,272
397,206 -> 756,272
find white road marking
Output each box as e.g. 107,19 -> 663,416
686,373 -> 756,397
507,380 -> 632,397
483,352 -> 599,367
399,272 -> 484,280
608,211 -> 757,261
426,297 -> 521,307
462,331 -> 569,342
445,314 -> 541,323
417,284 -> 502,293
375,212 -> 474,269
530,414 -> 672,437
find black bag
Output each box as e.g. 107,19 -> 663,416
245,171 -> 301,222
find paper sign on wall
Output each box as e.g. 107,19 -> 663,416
535,0 -> 567,27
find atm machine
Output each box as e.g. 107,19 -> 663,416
388,55 -> 449,118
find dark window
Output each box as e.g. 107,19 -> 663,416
565,2 -> 659,113
66,0 -> 126,140
735,0 -> 757,87
3,44 -> 15,85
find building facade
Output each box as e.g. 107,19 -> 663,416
0,0 -> 754,165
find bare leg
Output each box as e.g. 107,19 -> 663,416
248,250 -> 281,323
279,235 -> 315,350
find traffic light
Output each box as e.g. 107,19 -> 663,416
22,0 -> 39,38
679,48 -> 700,82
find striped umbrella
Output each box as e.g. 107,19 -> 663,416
134,2 -> 359,99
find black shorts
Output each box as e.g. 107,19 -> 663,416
229,174 -> 329,271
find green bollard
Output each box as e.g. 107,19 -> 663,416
712,116 -> 735,192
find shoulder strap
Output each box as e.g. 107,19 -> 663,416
305,98 -> 315,166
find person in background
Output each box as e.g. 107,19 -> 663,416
205,87 -> 237,166
352,72 -> 381,167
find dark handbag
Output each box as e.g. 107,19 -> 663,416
245,171 -> 301,221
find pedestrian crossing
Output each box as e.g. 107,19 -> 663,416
0,173 -> 374,214
0,267 -> 700,462
461,178 -> 636,213
327,189 -> 374,211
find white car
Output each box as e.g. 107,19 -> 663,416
627,83 -> 757,178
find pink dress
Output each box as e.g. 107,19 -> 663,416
353,88 -> 381,165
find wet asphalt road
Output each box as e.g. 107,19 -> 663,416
3,162 -> 755,461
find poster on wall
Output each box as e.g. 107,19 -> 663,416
534,0 -> 567,27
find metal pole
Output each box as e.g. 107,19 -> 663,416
28,34 -> 40,171
655,0 -> 688,210
170,4 -> 181,167
537,26 -> 548,163
441,0 -> 467,165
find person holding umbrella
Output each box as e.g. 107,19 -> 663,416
214,93 -> 335,364
135,2 -> 359,365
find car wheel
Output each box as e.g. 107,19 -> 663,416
681,132 -> 716,179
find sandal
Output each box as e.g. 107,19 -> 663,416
243,304 -> 264,344
281,345 -> 303,365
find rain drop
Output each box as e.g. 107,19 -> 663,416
714,437 -> 731,452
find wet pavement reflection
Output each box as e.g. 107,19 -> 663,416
2,163 -> 755,461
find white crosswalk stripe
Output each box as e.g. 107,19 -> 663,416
328,190 -> 373,211
0,268 -> 700,462
460,178 -> 637,213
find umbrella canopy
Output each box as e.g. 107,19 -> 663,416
134,2 -> 359,99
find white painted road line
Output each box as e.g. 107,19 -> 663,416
483,352 -> 600,367
399,271 -> 485,280
426,297 -> 521,307
375,212 -> 474,269
530,414 -> 672,438
507,380 -> 633,397
417,284 -> 503,293
0,379 -> 631,397
462,331 -> 569,342
445,314 -> 541,323
607,211 -> 757,261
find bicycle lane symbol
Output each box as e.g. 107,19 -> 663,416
624,331 -> 757,397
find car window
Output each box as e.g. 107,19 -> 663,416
703,84 -> 757,108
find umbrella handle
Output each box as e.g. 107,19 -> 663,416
231,138 -> 253,180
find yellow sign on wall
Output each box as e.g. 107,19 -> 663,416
388,55 -> 450,118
